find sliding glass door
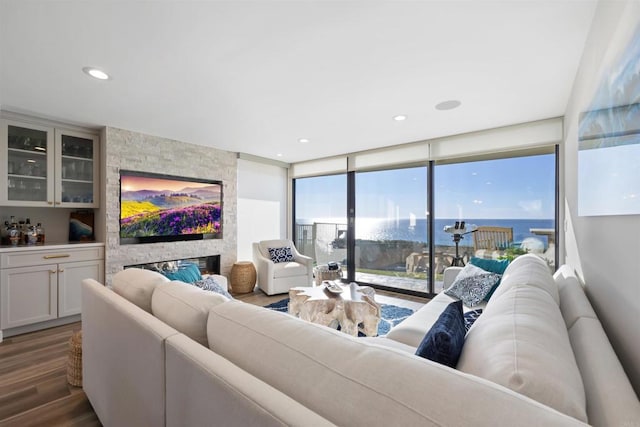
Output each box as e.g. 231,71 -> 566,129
293,174 -> 347,279
354,166 -> 430,293
433,153 -> 557,293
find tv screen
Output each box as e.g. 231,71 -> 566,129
119,170 -> 222,244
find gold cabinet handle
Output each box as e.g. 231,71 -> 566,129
50,270 -> 56,274
47,201 -> 53,205
43,254 -> 71,259
58,269 -> 64,272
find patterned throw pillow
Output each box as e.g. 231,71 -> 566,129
192,276 -> 233,299
444,263 -> 501,307
468,257 -> 510,302
415,300 -> 466,367
463,309 -> 483,332
268,246 -> 294,263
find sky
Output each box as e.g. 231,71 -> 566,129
121,175 -> 216,192
295,154 -> 556,222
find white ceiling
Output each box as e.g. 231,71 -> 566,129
0,0 -> 597,163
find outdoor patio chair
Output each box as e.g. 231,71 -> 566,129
472,226 -> 513,258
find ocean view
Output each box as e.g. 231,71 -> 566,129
355,218 -> 555,248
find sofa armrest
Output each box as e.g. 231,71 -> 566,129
443,266 -> 463,288
82,279 -> 179,427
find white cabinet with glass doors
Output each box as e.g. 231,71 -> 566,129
0,118 -> 99,208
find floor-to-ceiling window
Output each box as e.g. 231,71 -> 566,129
293,148 -> 557,297
354,166 -> 430,293
293,174 -> 348,279
433,152 -> 557,293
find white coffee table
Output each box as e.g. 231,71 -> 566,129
288,282 -> 381,336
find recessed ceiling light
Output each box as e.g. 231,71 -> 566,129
435,100 -> 461,111
298,138 -> 309,144
277,153 -> 283,157
393,115 -> 407,121
82,67 -> 110,80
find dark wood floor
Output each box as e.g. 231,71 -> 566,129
0,322 -> 100,427
0,287 -> 427,426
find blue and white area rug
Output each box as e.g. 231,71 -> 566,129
264,298 -> 415,337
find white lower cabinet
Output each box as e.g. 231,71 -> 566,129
0,245 -> 104,331
1,264 -> 57,329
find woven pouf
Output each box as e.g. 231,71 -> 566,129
67,330 -> 83,387
230,261 -> 257,294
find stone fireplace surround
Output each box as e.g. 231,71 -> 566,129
102,127 -> 237,285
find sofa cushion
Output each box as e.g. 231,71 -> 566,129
268,246 -> 294,263
457,285 -> 587,422
151,281 -> 229,347
273,261 -> 307,279
491,254 -> 559,305
386,291 -> 487,348
444,263 -> 501,307
206,301 -> 585,427
112,268 -> 169,313
415,301 -> 465,367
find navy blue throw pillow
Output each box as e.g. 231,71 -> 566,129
415,300 -> 466,368
268,246 -> 294,263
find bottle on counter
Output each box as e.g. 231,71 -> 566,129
8,219 -> 20,246
23,218 -> 32,245
27,224 -> 38,245
1,221 -> 9,245
36,222 -> 45,245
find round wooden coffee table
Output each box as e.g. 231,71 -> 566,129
288,282 -> 381,336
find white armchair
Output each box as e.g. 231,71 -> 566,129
252,239 -> 314,295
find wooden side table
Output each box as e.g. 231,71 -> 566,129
230,261 -> 257,294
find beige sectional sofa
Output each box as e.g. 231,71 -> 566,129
81,255 -> 640,427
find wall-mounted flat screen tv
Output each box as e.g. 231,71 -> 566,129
119,170 -> 223,244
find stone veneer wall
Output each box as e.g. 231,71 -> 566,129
103,127 -> 237,285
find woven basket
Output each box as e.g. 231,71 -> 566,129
230,261 -> 257,294
66,330 -> 83,387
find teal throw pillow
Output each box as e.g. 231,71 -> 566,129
161,262 -> 203,283
469,257 -> 510,301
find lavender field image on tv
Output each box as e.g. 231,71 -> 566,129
120,174 -> 222,238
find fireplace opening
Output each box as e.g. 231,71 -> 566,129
125,254 -> 220,275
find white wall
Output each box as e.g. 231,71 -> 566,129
563,0 -> 640,394
237,158 -> 288,262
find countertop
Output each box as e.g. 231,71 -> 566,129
0,241 -> 105,253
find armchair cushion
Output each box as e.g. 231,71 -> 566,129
273,262 -> 308,279
268,246 -> 295,263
